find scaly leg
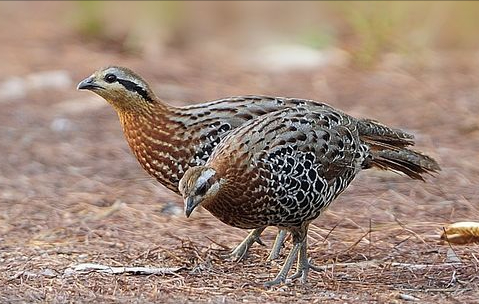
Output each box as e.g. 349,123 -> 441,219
287,237 -> 322,283
264,225 -> 309,286
264,240 -> 302,287
226,227 -> 266,262
267,229 -> 287,261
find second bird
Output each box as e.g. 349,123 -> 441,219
179,106 -> 440,286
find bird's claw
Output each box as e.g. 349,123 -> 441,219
222,228 -> 266,262
287,258 -> 322,283
221,247 -> 247,262
255,236 -> 266,246
287,268 -> 308,283
263,277 -> 285,287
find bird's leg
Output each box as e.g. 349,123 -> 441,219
287,237 -> 322,283
264,226 -> 307,286
266,229 -> 287,261
263,241 -> 302,287
225,227 -> 266,262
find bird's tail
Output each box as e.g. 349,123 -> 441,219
358,119 -> 440,181
358,118 -> 414,148
369,148 -> 440,181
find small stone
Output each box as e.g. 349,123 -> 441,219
50,117 -> 74,133
63,268 -> 75,277
0,77 -> 26,101
78,254 -> 88,260
446,248 -> 462,263
41,269 -> 57,277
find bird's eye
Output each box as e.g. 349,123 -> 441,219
104,73 -> 117,83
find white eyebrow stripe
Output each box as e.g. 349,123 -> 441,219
195,169 -> 215,189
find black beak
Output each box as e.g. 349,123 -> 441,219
77,76 -> 103,91
184,196 -> 198,218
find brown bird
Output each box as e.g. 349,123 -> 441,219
76,66 -> 331,260
179,106 -> 440,286
77,66 -> 436,262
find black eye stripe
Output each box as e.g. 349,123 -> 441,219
117,78 -> 153,102
197,184 -> 206,195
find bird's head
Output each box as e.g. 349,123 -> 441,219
77,66 -> 157,112
179,166 -> 221,218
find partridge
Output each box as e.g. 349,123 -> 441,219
78,66 -> 437,262
179,107 -> 439,286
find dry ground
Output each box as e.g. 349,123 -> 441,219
1,3 -> 479,303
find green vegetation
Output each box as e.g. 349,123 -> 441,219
70,1 -> 479,67
330,1 -> 479,66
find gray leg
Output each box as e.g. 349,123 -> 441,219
287,237 -> 322,283
267,229 -> 287,261
264,225 -> 309,286
227,227 -> 266,262
264,241 -> 302,287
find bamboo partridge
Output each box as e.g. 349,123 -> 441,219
179,107 -> 439,285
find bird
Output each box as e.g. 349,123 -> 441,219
76,66 -> 327,260
179,106 -> 440,286
77,66 -> 436,263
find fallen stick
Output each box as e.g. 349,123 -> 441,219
311,260 -> 462,271
65,263 -> 183,276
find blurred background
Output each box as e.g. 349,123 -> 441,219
1,1 -> 479,302
4,1 -> 479,71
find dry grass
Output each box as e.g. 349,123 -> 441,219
2,58 -> 479,302
1,2 -> 479,303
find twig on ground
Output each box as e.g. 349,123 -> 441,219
205,236 -> 231,250
398,293 -> 420,301
394,217 -> 431,248
343,230 -> 371,254
65,263 -> 183,276
311,260 -> 463,271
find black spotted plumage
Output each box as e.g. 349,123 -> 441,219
179,106 -> 440,286
191,122 -> 232,167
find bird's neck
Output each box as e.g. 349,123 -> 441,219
117,101 -> 192,193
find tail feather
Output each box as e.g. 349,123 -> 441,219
370,148 -> 441,181
358,118 -> 440,181
358,119 -> 414,149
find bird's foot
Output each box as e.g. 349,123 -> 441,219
287,258 -> 323,284
222,228 -> 266,262
263,241 -> 302,287
263,276 -> 285,287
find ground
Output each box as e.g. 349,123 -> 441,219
1,3 -> 479,303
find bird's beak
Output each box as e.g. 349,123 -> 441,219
184,196 -> 199,218
77,76 -> 103,91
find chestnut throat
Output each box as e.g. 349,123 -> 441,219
118,105 -> 194,193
